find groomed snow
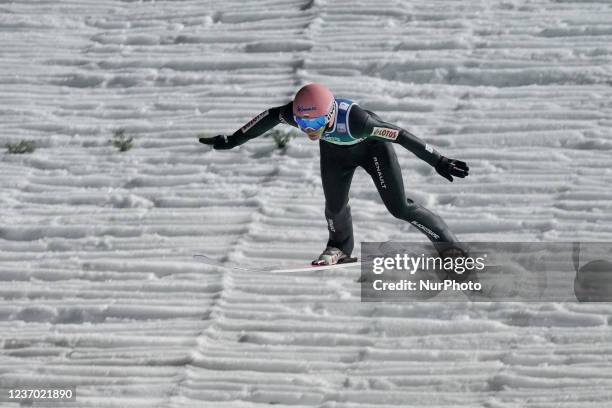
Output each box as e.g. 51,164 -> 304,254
1,0 -> 612,407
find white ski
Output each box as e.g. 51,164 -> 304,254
193,254 -> 360,274
267,262 -> 360,274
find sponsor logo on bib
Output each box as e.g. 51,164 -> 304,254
339,102 -> 350,111
337,123 -> 347,133
371,127 -> 399,140
324,136 -> 341,142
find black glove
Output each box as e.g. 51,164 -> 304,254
435,157 -> 469,182
198,135 -> 232,150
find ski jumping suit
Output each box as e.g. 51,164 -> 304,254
220,98 -> 458,256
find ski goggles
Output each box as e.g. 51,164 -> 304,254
294,101 -> 336,133
294,115 -> 329,132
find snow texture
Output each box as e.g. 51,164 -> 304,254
1,0 -> 612,407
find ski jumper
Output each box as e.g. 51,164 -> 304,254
221,99 -> 458,256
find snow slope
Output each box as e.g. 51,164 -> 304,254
1,0 -> 612,406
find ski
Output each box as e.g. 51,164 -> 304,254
269,260 -> 359,274
193,254 -> 359,274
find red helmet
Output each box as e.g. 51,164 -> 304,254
293,83 -> 335,118
292,83 -> 336,139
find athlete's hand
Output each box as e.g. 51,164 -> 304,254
198,135 -> 232,150
435,157 -> 469,182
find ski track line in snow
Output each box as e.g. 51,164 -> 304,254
1,0 -> 612,406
